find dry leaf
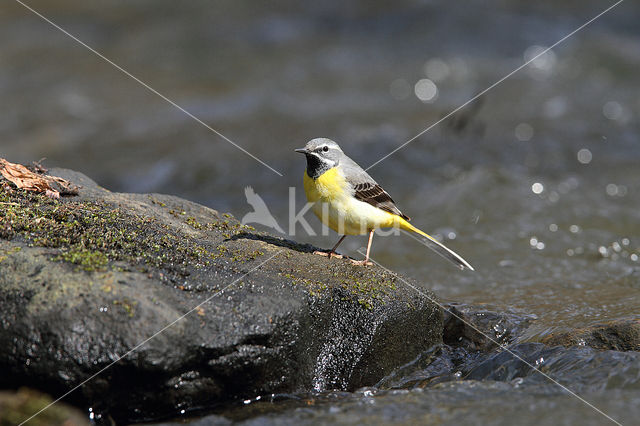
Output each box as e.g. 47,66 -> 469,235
0,158 -> 79,198
44,189 -> 60,199
29,158 -> 49,174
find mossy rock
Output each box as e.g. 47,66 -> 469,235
0,168 -> 443,423
0,388 -> 88,426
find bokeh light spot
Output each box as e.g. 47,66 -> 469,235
414,78 -> 438,102
531,182 -> 544,194
602,101 -> 623,120
424,58 -> 450,82
515,123 -> 534,141
577,148 -> 592,164
524,45 -> 557,73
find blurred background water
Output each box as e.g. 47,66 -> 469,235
1,0 -> 639,424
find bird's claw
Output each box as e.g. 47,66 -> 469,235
313,250 -> 344,259
349,259 -> 373,266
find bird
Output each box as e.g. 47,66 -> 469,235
295,138 -> 474,270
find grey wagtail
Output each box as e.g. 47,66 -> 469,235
295,138 -> 474,270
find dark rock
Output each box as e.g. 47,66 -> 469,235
0,387 -> 89,426
364,304 -> 535,391
541,319 -> 640,351
442,304 -> 533,351
464,342 -> 640,392
0,168 -> 442,424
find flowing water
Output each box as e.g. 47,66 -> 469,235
1,1 -> 639,424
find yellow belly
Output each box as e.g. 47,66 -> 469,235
303,168 -> 397,235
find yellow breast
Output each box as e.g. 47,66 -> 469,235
302,167 -> 397,235
303,167 -> 348,203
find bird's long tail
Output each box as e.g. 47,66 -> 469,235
395,216 -> 475,271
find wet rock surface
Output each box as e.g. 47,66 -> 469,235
0,168 -> 442,424
155,336 -> 640,425
442,303 -> 534,352
541,319 -> 640,352
376,304 -> 536,391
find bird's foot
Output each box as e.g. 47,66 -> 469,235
313,250 -> 344,259
349,258 -> 373,266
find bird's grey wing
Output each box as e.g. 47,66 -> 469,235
341,157 -> 410,220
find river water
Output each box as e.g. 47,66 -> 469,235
2,1 -> 639,424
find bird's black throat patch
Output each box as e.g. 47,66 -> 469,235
305,153 -> 332,179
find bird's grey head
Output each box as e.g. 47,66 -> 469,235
295,138 -> 344,179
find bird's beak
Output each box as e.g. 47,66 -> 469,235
294,148 -> 308,154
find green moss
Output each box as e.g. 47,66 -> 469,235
185,216 -> 203,230
208,244 -> 229,261
0,185 -> 214,278
278,265 -> 398,311
113,298 -> 138,317
181,213 -> 255,236
207,219 -> 254,234
278,272 -> 329,297
0,245 -> 21,263
230,248 -> 265,263
358,298 -> 373,310
0,388 -> 87,426
148,196 -> 166,207
1,180 -> 401,311
168,209 -> 186,217
54,249 -> 108,272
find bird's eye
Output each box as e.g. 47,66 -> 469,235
322,146 -> 329,152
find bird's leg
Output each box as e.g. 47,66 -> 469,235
314,235 -> 346,259
350,230 -> 374,266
